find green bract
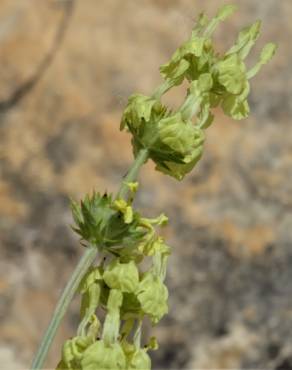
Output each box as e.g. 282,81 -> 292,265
71,192 -> 145,251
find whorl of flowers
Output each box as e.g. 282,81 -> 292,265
121,4 -> 276,180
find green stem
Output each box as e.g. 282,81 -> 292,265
30,148 -> 149,370
116,148 -> 149,200
31,246 -> 97,370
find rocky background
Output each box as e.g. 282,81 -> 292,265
0,0 -> 291,369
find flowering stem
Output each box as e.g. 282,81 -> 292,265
30,148 -> 149,370
117,148 -> 149,200
31,246 -> 97,370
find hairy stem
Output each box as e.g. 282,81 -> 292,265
31,148 -> 149,370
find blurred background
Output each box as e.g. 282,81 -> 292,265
0,0 -> 291,369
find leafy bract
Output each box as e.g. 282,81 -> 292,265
71,192 -> 145,251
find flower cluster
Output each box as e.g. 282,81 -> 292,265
121,4 -> 276,180
57,184 -> 170,369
